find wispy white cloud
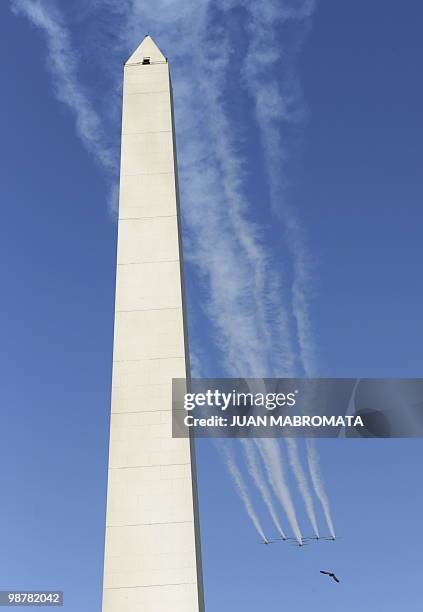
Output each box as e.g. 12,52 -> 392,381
10,0 -> 118,180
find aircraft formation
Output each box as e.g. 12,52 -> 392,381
259,535 -> 337,547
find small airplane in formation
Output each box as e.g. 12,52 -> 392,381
320,570 -> 340,583
259,535 -> 339,546
290,540 -> 309,547
259,538 -> 275,545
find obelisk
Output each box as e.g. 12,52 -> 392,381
102,36 -> 204,612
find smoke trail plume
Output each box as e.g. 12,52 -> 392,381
306,439 -> 336,538
236,4 -> 337,541
241,439 -> 286,539
256,438 -> 302,543
220,443 -> 267,541
285,438 -> 319,536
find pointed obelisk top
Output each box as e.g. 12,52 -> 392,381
125,35 -> 167,65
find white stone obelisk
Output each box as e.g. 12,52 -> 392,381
102,36 -> 204,612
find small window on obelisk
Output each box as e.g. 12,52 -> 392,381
142,57 -> 151,65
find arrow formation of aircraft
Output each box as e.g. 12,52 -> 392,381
258,534 -> 338,547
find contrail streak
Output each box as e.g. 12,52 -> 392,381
285,438 -> 319,537
241,439 -> 286,539
256,438 -> 302,543
306,439 -> 336,538
220,442 -> 267,541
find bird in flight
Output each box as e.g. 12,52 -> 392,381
320,570 -> 340,583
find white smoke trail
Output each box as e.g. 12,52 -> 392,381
256,438 -> 302,542
306,439 -> 336,538
241,439 -> 286,539
285,438 -> 319,536
238,0 -> 337,537
220,442 -> 267,541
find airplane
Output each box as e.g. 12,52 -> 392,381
320,570 -> 340,583
259,538 -> 275,545
290,540 -> 309,547
274,536 -> 297,542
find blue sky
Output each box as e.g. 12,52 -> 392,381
1,1 -> 423,610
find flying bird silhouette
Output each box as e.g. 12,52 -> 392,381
320,570 -> 340,583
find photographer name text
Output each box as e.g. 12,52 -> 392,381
184,414 -> 364,428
